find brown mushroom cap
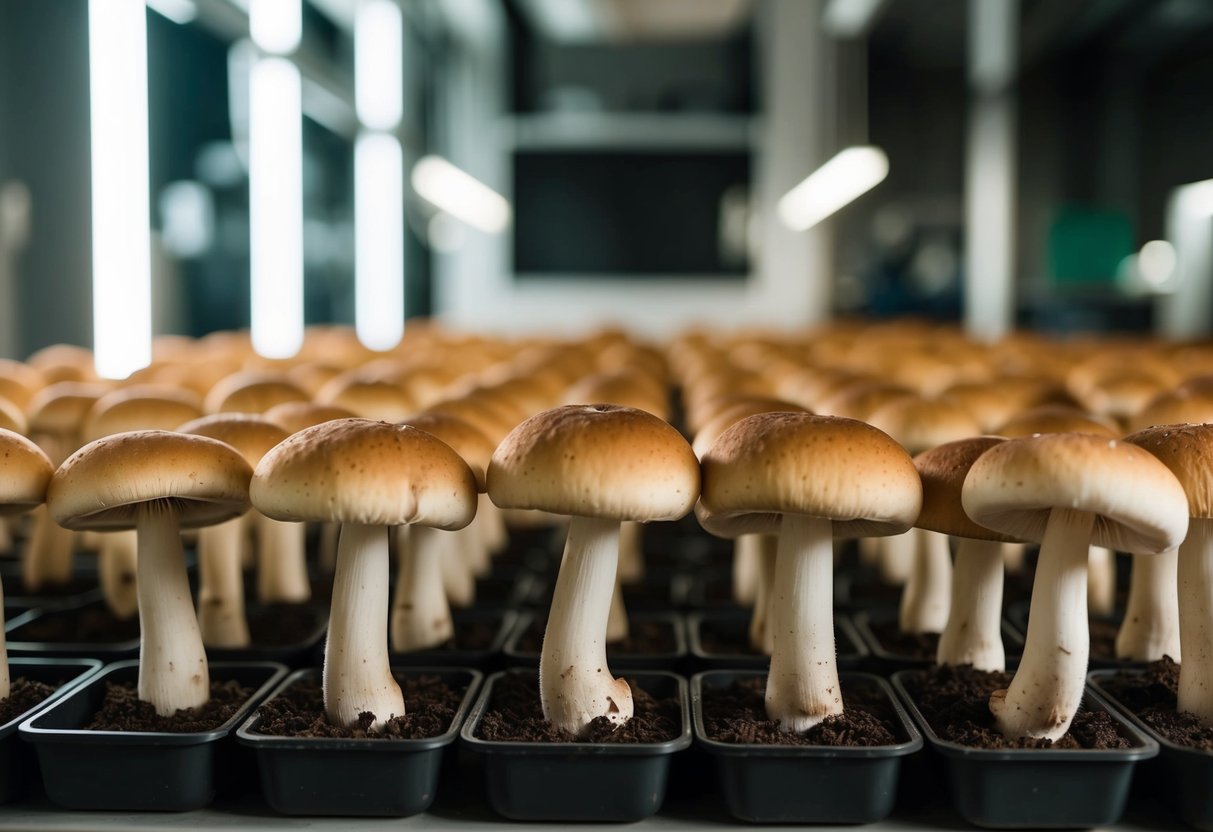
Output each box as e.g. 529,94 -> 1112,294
84,387 -> 204,442
27,382 -> 110,437
177,413 -> 289,468
402,412 -> 494,491
47,430 -> 253,531
691,396 -> 808,459
997,404 -> 1118,439
0,396 -> 26,434
961,432 -> 1189,553
1124,423 -> 1213,519
914,436 -> 1017,541
251,418 -> 476,529
1130,388 -> 1213,433
0,359 -> 45,409
488,404 -> 699,522
698,412 -> 922,539
564,370 -> 669,422
317,376 -> 415,422
205,372 -> 310,414
0,429 -> 54,515
867,397 -> 981,455
263,401 -> 357,435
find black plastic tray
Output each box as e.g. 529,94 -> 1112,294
0,657 -> 102,803
387,609 -> 516,670
460,669 -> 692,822
854,608 -> 1025,673
20,659 -> 287,812
891,670 -> 1158,828
692,670 -> 921,823
1089,668 -> 1213,831
5,597 -> 140,660
686,610 -> 868,671
207,602 -> 328,668
503,610 -> 687,670
236,666 -> 482,816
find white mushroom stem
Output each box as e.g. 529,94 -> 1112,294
0,570 -> 8,700
1088,545 -> 1117,617
878,529 -> 913,585
390,525 -> 454,652
23,504 -> 75,591
136,503 -> 209,714
748,533 -> 778,654
617,521 -> 644,584
1116,550 -> 1180,662
325,522 -> 404,730
899,529 -> 953,634
318,522 -> 339,574
477,493 -> 508,556
1179,519 -> 1213,723
858,535 -> 880,568
441,525 -> 477,608
765,513 -> 841,732
197,517 -> 250,649
540,515 -> 633,735
732,534 -> 762,606
606,578 -> 629,643
990,508 -> 1093,740
98,530 -> 138,620
256,515 -> 310,604
0,518 -> 11,555
936,538 -> 1005,671
465,513 -> 491,578
1002,541 -> 1027,574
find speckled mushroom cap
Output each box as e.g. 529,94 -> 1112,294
962,432 -> 1189,553
996,405 -> 1117,439
0,396 -> 26,434
697,412 -> 922,540
263,401 -> 357,435
1130,389 -> 1213,433
84,387 -> 204,442
563,370 -> 670,422
488,404 -> 699,522
0,429 -> 53,516
691,397 -> 808,459
205,372 -> 309,414
251,418 -> 476,530
318,376 -> 415,422
1125,424 -> 1213,519
47,430 -> 252,531
915,436 -> 1017,541
401,412 -> 494,492
177,413 -> 289,468
867,397 -> 981,455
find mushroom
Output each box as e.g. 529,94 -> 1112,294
177,414 -> 294,647
699,413 -> 921,731
915,437 -> 1019,671
488,405 -> 699,735
0,429 -> 53,699
47,431 -> 252,713
251,419 -> 476,730
318,375 -> 415,422
963,433 -> 1188,739
204,371 -> 309,415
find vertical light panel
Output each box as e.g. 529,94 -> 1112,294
355,133 -> 404,351
88,0 -> 152,379
249,56 -> 304,358
355,0 -> 403,131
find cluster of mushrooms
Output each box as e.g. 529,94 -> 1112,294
1,319 -> 1213,745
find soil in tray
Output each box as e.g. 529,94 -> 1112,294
246,604 -> 322,647
252,674 -> 466,739
696,618 -> 764,656
701,675 -> 900,746
900,664 -> 1131,749
867,619 -> 939,660
514,617 -> 676,656
6,576 -> 99,600
418,618 -> 500,652
86,679 -> 253,732
1100,657 -> 1213,749
0,678 -> 56,724
10,601 -> 139,643
474,673 -> 681,744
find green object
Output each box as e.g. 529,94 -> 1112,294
1047,206 -> 1134,284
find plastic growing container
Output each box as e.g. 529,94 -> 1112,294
854,608 -> 1024,673
687,611 -> 867,671
5,597 -> 139,661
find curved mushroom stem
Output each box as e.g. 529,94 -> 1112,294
390,525 -> 454,652
318,522 -> 339,574
464,514 -> 491,578
540,515 -> 633,735
325,522 -> 404,731
748,533 -> 778,654
878,529 -> 913,585
732,534 -> 762,606
1116,550 -> 1180,662
937,537 -> 1005,671
137,502 -> 209,714
23,505 -> 75,592
197,517 -> 250,648
1088,546 -> 1117,617
1002,541 -> 1027,574
990,508 -> 1093,740
617,521 -> 644,584
766,513 -> 841,732
0,570 -> 8,700
256,515 -> 310,604
98,530 -> 139,620
606,578 -> 629,643
441,525 -> 477,608
899,529 -> 952,634
1179,519 -> 1213,723
477,493 -> 508,556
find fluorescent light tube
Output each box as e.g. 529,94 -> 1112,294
355,132 -> 405,351
146,0 -> 197,25
250,0 -> 302,55
249,56 -> 304,359
411,155 -> 511,234
355,0 -> 403,131
822,0 -> 886,39
777,145 -> 889,232
89,0 -> 152,379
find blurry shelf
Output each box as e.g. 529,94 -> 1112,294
505,112 -> 759,151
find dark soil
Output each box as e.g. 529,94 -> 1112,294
1100,657 -> 1213,750
7,577 -> 99,600
843,576 -> 904,608
868,619 -> 939,660
701,675 -> 899,746
390,617 -> 502,653
86,679 -> 252,732
246,604 -> 323,647
10,601 -> 139,643
252,673 -> 464,739
514,617 -> 676,656
902,664 -> 1131,749
475,672 -> 681,743
0,678 -> 57,724
696,618 -> 763,656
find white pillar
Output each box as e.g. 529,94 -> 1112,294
1158,181 -> 1213,338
